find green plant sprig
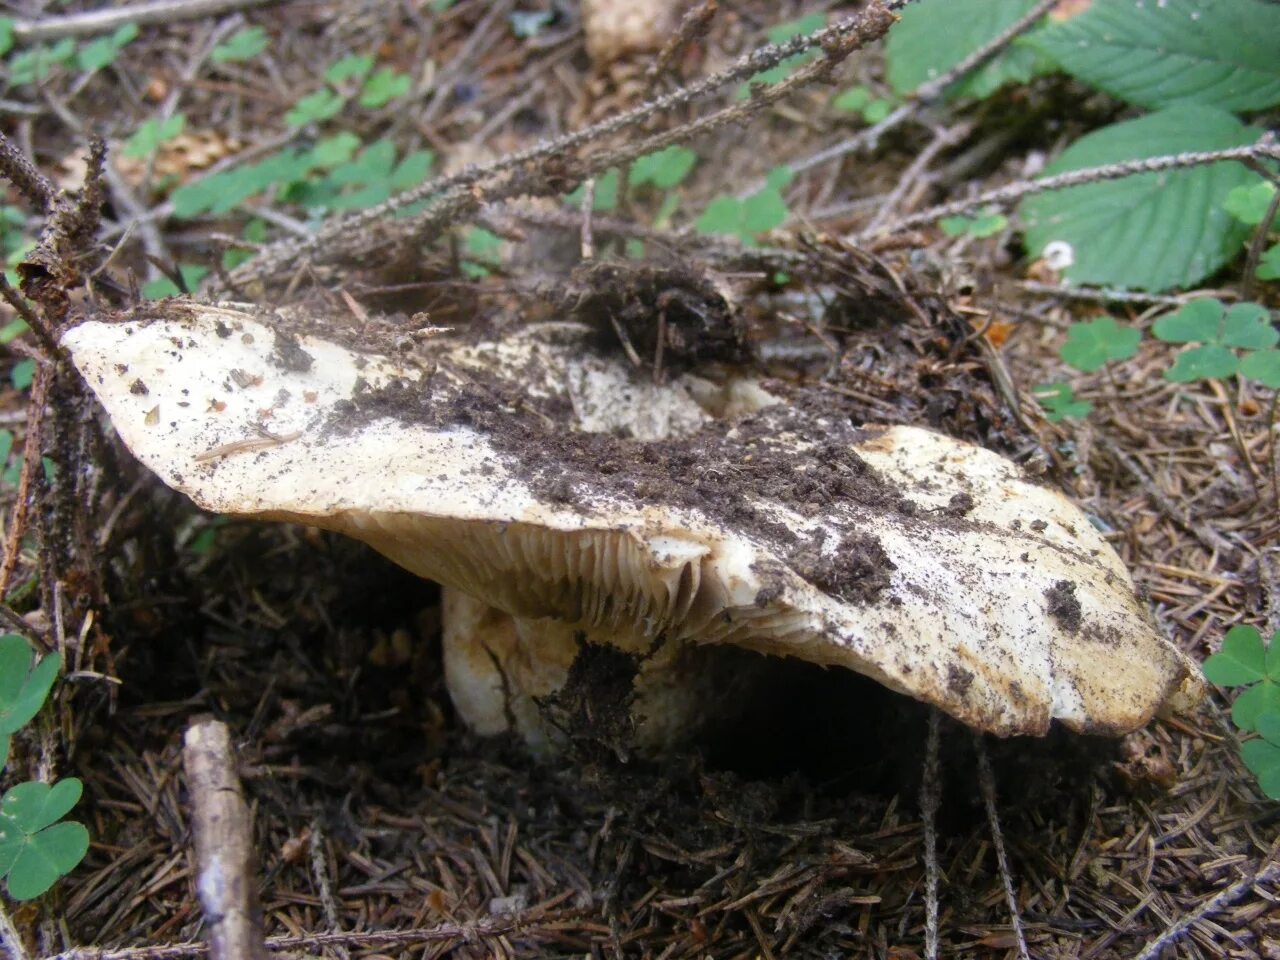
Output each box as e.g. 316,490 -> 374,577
1202,625 -> 1280,800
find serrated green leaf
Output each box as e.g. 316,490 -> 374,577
2,817 -> 89,900
1059,318 -> 1141,372
1203,625 -> 1267,685
1258,243 -> 1280,281
1241,349 -> 1280,388
0,636 -> 59,735
886,0 -> 1054,100
211,26 -> 268,64
1020,108 -> 1260,292
1240,737 -> 1280,799
629,146 -> 697,190
1153,299 -> 1225,344
1224,181 -> 1277,226
123,113 -> 185,159
1165,344 -> 1239,382
1232,679 -> 1280,732
286,89 -> 345,127
1222,303 -> 1277,349
1029,0 -> 1280,112
359,68 -> 412,108
325,54 -> 373,84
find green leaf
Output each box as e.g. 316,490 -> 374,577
0,18 -> 15,58
1221,303 -> 1278,350
1059,318 -> 1141,372
123,113 -> 186,159
886,0 -> 1055,100
1203,625 -> 1268,685
1165,344 -> 1239,382
1033,382 -> 1092,422
286,89 -> 345,126
1241,736 -> 1280,799
359,68 -> 411,108
8,39 -> 76,85
566,169 -> 620,212
1258,243 -> 1280,282
0,635 -> 60,736
75,23 -> 138,72
737,13 -> 826,98
695,195 -> 742,236
1029,0 -> 1280,112
1243,350 -> 1280,388
464,227 -> 503,261
1153,299 -> 1225,344
740,187 -> 788,235
1,779 -> 82,832
1020,108 -> 1261,292
306,132 -> 361,170
10,359 -> 34,391
629,146 -> 697,190
940,211 -> 1009,239
389,150 -> 433,190
141,265 -> 209,300
211,26 -> 269,63
1232,680 -> 1280,732
831,86 -> 870,113
1260,711 -> 1280,743
1224,181 -> 1277,226
862,99 -> 893,123
0,804 -> 89,901
325,54 -> 374,84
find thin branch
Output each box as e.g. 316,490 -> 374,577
222,2 -> 900,290
860,120 -> 974,235
43,915 -> 546,960
644,0 -> 719,94
746,0 -> 1058,195
1015,280 -> 1227,308
877,138 -> 1280,235
974,736 -> 1030,960
0,133 -> 56,214
920,710 -> 942,960
12,0 -> 288,43
1133,859 -> 1280,960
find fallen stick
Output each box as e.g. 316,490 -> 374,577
182,719 -> 267,960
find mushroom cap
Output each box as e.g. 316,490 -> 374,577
63,303 -> 1201,740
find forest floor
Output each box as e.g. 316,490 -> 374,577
0,1 -> 1277,958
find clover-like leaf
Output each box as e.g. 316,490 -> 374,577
211,26 -> 268,63
1224,181 -> 1278,226
0,779 -> 89,901
1203,625 -> 1269,686
1232,680 -> 1280,733
1060,318 -> 1141,373
123,113 -> 186,159
1259,244 -> 1280,282
0,635 -> 60,740
1221,303 -> 1278,350
1241,350 -> 1280,389
629,147 -> 697,191
286,89 -> 345,127
359,68 -> 412,108
1152,299 -> 1224,345
1164,345 -> 1238,382
324,54 -> 374,85
1034,382 -> 1092,423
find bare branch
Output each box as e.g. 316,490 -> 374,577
12,0 -> 288,43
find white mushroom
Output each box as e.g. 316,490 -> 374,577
62,303 -> 1201,753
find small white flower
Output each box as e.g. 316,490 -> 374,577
1043,241 -> 1075,271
